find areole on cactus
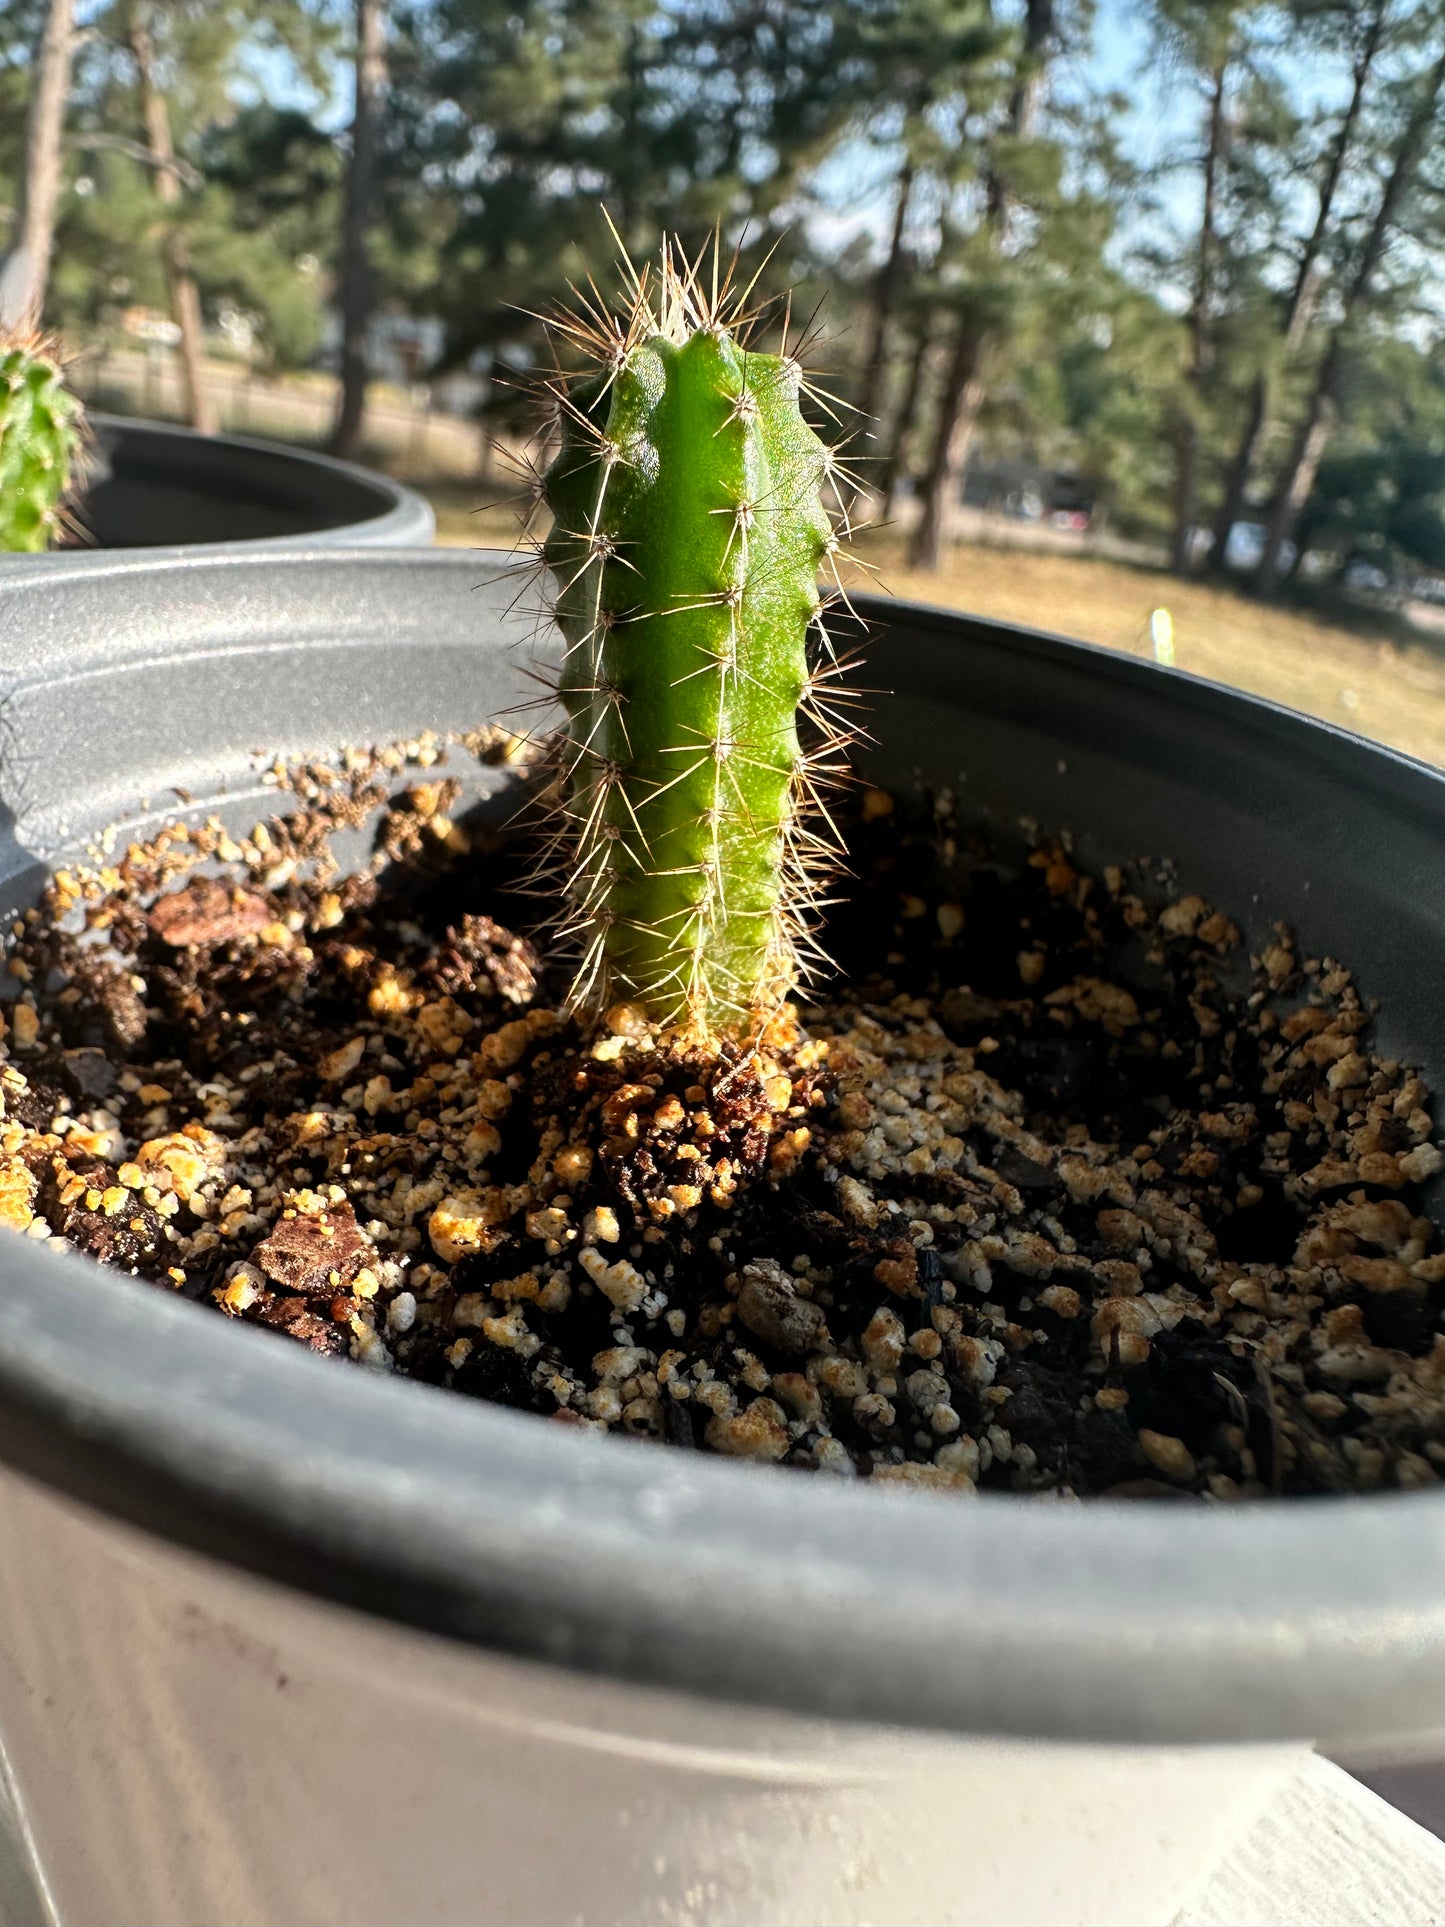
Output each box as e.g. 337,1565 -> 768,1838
0,327 -> 84,554
535,235 -> 861,1045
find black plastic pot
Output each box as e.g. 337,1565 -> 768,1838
1,413 -> 433,562
0,549 -> 1442,1925
2,539 -> 1444,1721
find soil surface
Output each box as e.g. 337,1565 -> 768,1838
3,732 -> 1444,1498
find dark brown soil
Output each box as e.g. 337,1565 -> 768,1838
2,732 -> 1443,1499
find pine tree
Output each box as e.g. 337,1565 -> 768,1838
1141,0 -> 1286,577
826,0 -> 1003,513
1206,0 -> 1393,571
1292,338 -> 1445,580
52,0 -> 333,424
907,0 -> 1084,571
194,106 -> 343,371
123,5 -> 215,432
412,0 -> 865,383
1253,15 -> 1445,594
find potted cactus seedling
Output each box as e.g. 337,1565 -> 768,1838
0,318 -> 433,560
538,242 -> 850,1038
3,236 -> 1445,1926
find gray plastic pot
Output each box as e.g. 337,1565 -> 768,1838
0,548 -> 1442,1926
0,413 -> 433,564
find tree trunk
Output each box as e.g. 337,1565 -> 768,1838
1206,374 -> 1267,571
330,0 -> 386,461
850,162 -> 914,514
1251,343 -> 1339,597
879,319 -> 930,522
6,0 -> 75,328
906,319 -> 984,572
1254,40 -> 1445,597
987,0 -> 1056,222
905,0 -> 1056,572
1205,0 -> 1387,571
1170,415 -> 1201,576
1170,49 -> 1228,577
1008,0 -> 1055,142
129,16 -> 215,434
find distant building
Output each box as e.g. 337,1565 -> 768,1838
960,457 -> 1097,527
318,308 -> 488,416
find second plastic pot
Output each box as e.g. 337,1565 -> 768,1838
0,413 -> 434,564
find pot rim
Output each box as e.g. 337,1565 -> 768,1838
2,545 -> 1445,1750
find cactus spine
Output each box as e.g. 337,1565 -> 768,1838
0,328 -> 83,553
539,241 -> 853,1040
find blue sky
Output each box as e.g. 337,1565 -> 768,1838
1093,0 -> 1165,111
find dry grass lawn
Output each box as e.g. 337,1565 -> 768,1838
426,484 -> 1445,771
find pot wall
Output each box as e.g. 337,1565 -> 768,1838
0,1468 -> 1300,1927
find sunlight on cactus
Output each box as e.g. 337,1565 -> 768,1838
527,232 -> 867,1043
0,328 -> 83,553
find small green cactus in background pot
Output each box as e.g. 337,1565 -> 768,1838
537,237 -> 859,1045
0,327 -> 84,553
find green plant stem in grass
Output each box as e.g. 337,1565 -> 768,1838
539,241 -> 858,1041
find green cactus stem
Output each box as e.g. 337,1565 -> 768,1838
0,328 -> 84,554
539,242 -> 854,1040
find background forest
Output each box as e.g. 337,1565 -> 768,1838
4,0 -> 1445,611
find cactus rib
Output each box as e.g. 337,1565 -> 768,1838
538,242 -> 852,1040
0,328 -> 84,554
